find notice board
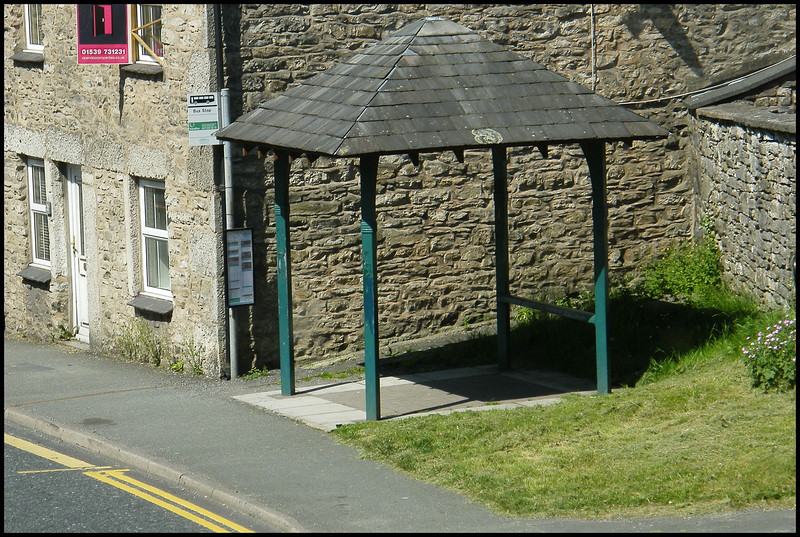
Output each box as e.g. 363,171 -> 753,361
226,228 -> 254,306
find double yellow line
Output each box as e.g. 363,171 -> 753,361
5,433 -> 252,533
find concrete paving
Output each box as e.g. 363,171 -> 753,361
4,337 -> 796,532
234,366 -> 597,431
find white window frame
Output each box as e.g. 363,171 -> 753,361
132,4 -> 163,65
27,158 -> 50,268
138,179 -> 171,299
23,4 -> 44,52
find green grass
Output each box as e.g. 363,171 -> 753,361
332,295 -> 796,518
333,230 -> 795,518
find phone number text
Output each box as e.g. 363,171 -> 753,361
81,48 -> 126,55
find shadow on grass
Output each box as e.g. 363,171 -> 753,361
382,292 -> 758,388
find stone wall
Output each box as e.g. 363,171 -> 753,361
4,4 -> 228,375
692,104 -> 796,309
220,4 -> 796,367
5,4 -> 797,375
3,155 -> 71,338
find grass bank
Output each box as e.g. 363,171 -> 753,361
331,304 -> 796,518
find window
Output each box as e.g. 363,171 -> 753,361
27,158 -> 50,267
132,4 -> 163,65
139,179 -> 171,297
23,4 -> 44,52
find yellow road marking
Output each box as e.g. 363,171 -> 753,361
18,466 -> 113,474
5,433 -> 253,533
87,469 -> 253,533
86,470 -> 251,533
4,433 -> 95,468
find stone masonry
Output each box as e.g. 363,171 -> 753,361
692,103 -> 796,309
4,4 -> 797,374
4,5 -> 227,376
219,4 -> 796,367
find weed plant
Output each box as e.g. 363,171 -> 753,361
242,366 -> 271,380
742,312 -> 796,392
117,317 -> 164,366
635,217 -> 722,304
116,319 -> 207,375
637,240 -> 721,302
175,336 -> 206,376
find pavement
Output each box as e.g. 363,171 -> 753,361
4,336 -> 796,532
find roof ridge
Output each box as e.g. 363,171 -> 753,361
334,18 -> 430,155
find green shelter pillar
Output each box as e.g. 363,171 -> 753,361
581,141 -> 611,395
360,155 -> 381,420
274,152 -> 296,396
492,146 -> 511,371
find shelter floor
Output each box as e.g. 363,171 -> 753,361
234,365 -> 597,431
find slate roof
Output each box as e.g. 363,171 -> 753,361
216,17 -> 668,157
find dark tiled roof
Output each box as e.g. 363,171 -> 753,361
216,17 -> 668,157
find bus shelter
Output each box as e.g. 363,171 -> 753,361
216,17 -> 668,420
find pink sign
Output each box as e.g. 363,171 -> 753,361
76,4 -> 130,64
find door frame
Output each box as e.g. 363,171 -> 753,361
66,165 -> 89,343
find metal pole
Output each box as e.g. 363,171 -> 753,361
492,146 -> 511,371
220,88 -> 238,379
581,141 -> 610,394
360,155 -> 380,420
274,152 -> 295,395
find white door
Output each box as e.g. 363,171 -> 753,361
67,165 -> 89,343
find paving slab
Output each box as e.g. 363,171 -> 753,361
233,367 -> 597,431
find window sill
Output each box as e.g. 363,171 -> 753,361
10,51 -> 44,64
127,294 -> 174,315
17,265 -> 51,284
120,63 -> 163,77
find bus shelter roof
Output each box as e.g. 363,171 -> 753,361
216,17 -> 667,156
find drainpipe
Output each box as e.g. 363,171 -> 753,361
221,89 -> 238,379
214,5 -> 238,378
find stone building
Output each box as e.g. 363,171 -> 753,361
5,4 -> 227,376
4,4 -> 796,377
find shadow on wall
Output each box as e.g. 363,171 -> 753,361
381,293 -> 755,389
220,5 -> 244,118
218,6 -> 283,373
623,4 -> 703,77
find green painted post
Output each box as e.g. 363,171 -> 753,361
274,152 -> 295,396
581,141 -> 611,395
492,147 -> 511,371
360,155 -> 381,420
